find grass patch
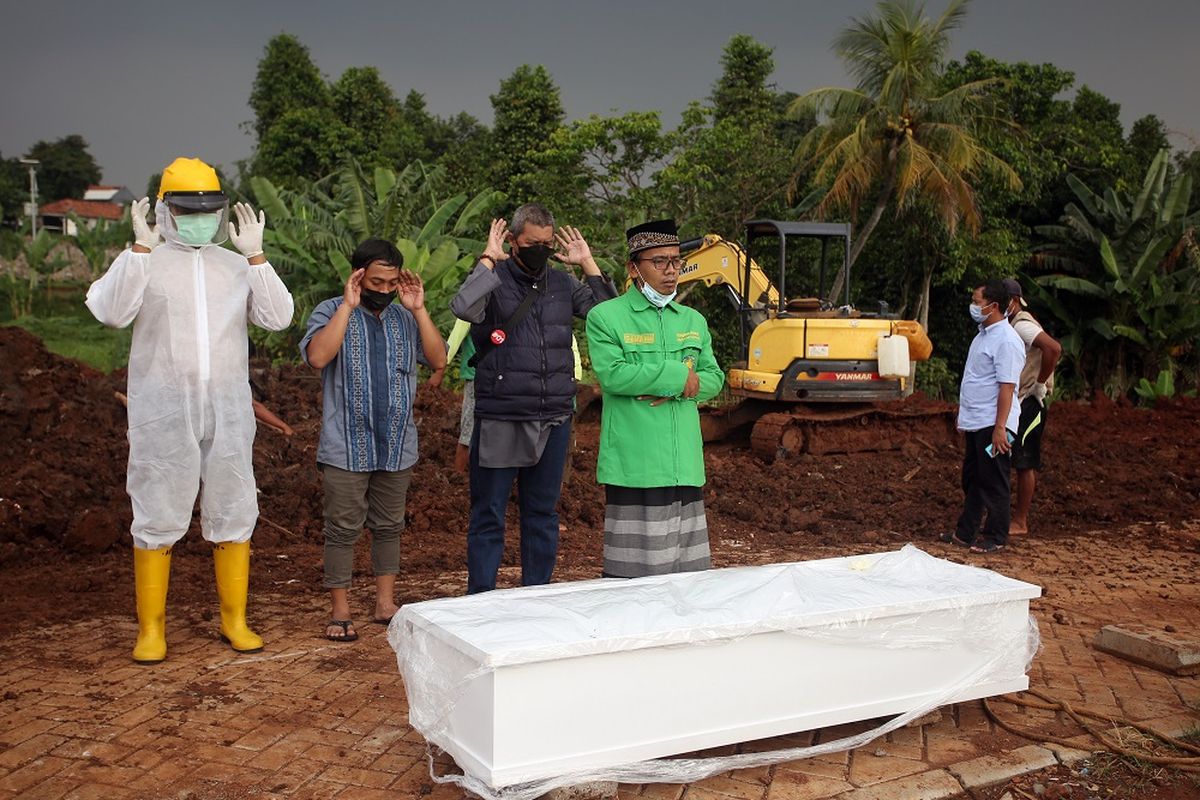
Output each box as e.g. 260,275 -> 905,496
4,314 -> 131,373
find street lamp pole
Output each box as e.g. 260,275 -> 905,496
18,158 -> 39,238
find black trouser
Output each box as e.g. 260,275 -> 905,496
955,428 -> 1012,546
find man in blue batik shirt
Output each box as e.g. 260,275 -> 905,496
301,239 -> 447,642
941,278 -> 1026,554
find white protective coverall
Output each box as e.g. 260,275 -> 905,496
86,232 -> 294,550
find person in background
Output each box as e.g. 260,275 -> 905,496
301,239 -> 447,641
445,319 -> 477,473
1003,278 -> 1062,536
940,279 -> 1025,554
586,219 -> 725,578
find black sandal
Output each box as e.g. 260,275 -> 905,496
938,532 -> 972,548
970,542 -> 1005,554
324,620 -> 358,642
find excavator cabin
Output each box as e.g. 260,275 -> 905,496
674,221 -> 939,458
677,220 -> 931,405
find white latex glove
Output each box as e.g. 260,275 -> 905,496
229,202 -> 266,258
131,197 -> 160,250
1032,382 -> 1048,404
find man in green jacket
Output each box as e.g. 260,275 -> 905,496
586,219 -> 725,578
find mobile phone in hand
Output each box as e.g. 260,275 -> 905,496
985,430 -> 1016,458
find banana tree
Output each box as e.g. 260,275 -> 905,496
2,231 -> 69,318
68,212 -> 134,278
1030,149 -> 1199,397
249,156 -> 504,358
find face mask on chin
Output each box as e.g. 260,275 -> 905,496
636,268 -> 677,308
175,213 -> 220,245
360,287 -> 394,313
514,243 -> 554,275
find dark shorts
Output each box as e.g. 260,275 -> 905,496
1011,396 -> 1046,471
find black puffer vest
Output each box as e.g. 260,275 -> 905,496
471,258 -> 577,421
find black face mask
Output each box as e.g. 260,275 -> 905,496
360,288 -> 394,313
515,244 -> 554,275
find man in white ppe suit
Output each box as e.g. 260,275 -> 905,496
86,157 -> 294,663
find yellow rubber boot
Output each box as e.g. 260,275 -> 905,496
132,547 -> 171,664
213,541 -> 263,653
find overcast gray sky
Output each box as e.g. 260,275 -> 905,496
2,0 -> 1197,192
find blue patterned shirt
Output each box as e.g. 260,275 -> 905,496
301,298 -> 430,472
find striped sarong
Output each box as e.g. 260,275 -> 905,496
603,485 -> 711,578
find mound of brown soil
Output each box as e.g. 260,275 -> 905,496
2,324 -> 1198,592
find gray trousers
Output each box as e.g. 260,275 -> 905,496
321,464 -> 413,589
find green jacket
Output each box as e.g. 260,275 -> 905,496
586,288 -> 724,488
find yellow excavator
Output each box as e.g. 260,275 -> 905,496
676,220 -> 949,460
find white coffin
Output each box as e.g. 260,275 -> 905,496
392,546 -> 1040,789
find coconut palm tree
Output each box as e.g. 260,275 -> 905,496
790,0 -> 1019,304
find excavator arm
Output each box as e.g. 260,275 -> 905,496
678,235 -> 779,317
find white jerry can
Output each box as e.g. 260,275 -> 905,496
877,334 -> 910,379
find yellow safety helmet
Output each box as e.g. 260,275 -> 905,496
158,157 -> 226,211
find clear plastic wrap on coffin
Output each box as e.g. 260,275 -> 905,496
389,545 -> 1041,800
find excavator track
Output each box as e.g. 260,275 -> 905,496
708,401 -> 957,462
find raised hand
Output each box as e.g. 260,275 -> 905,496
343,269 -> 364,310
482,218 -> 508,264
553,225 -> 592,266
229,202 -> 266,257
397,269 -> 426,311
131,197 -> 160,251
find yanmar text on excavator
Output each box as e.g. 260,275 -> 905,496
674,220 -> 948,460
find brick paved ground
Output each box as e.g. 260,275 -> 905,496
1,525 -> 1198,800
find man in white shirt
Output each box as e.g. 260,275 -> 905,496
1003,279 -> 1062,536
940,279 -> 1026,554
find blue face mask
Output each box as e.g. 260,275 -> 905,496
175,213 -> 221,245
639,279 -> 676,308
968,302 -> 992,324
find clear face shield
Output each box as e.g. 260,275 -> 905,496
156,192 -> 229,247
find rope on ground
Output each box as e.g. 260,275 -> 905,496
982,688 -> 1200,773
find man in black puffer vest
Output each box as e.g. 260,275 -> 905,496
451,204 -> 617,593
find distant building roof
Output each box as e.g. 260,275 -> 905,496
40,198 -> 125,220
83,185 -> 133,202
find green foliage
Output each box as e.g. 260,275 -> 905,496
254,107 -> 358,188
2,231 -> 70,318
1133,368 -> 1195,405
332,67 -> 425,169
67,213 -> 133,278
247,35 -> 479,190
250,157 -> 504,359
24,135 -> 102,201
791,0 -> 1019,304
656,35 -> 812,241
248,34 -> 330,141
711,34 -> 778,120
532,110 -> 669,246
1032,149 -> 1200,397
915,356 -> 958,401
488,65 -> 565,204
0,152 -> 25,226
3,314 -> 131,373
1126,115 -> 1171,186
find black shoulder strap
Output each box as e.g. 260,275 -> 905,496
468,281 -> 543,369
